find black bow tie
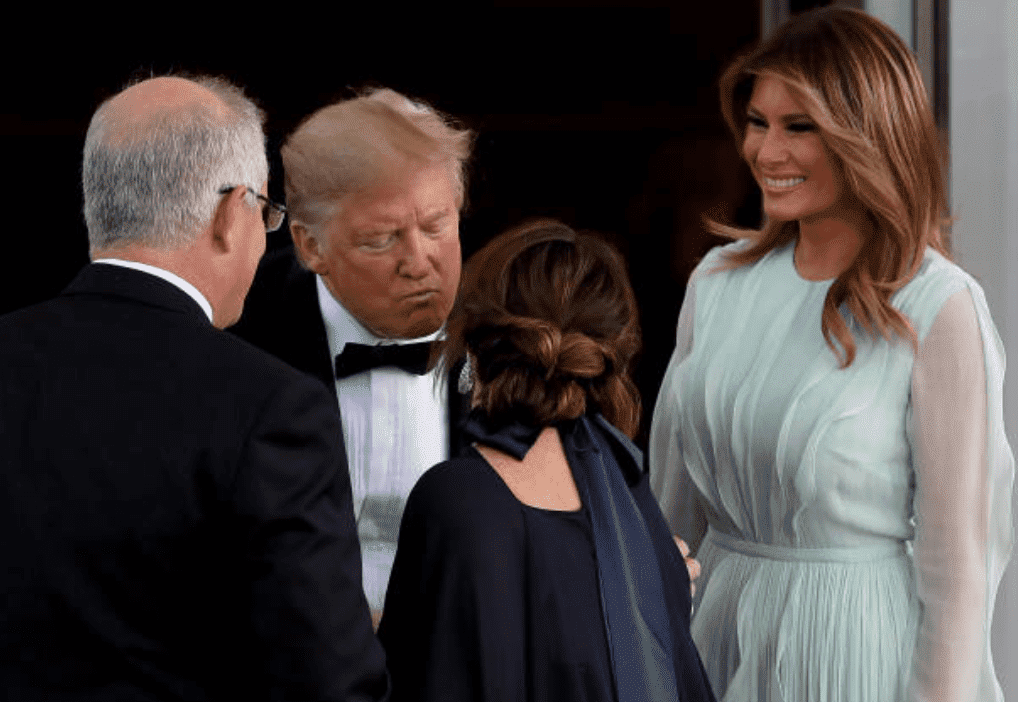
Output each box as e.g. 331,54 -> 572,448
334,341 -> 433,379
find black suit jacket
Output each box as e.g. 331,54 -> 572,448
230,246 -> 471,460
0,264 -> 388,701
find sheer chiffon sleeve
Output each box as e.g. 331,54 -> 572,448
907,285 -> 1014,702
650,266 -> 709,553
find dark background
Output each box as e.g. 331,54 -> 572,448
2,2 -> 833,444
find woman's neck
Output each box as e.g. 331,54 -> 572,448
795,209 -> 869,281
475,427 -> 582,511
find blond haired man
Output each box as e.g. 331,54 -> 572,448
232,88 -> 473,621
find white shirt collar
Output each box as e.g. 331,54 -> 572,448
93,258 -> 214,323
315,274 -> 443,351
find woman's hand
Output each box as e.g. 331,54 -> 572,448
674,536 -> 700,596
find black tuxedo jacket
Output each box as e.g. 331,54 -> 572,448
230,246 -> 471,460
0,264 -> 388,701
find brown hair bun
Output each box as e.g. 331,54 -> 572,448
440,218 -> 641,437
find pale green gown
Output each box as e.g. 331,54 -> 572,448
650,239 -> 1013,702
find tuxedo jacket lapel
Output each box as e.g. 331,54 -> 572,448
274,270 -> 336,398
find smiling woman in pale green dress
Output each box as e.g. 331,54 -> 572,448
650,7 -> 1013,702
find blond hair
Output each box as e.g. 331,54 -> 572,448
711,7 -> 951,367
281,87 -> 473,230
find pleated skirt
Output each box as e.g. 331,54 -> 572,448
691,528 -> 920,701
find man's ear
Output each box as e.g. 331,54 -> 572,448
291,221 -> 327,274
210,185 -> 248,254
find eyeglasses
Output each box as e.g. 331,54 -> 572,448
217,186 -> 287,233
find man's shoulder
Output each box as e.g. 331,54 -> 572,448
0,287 -> 336,463
182,323 -> 338,423
4,283 -> 323,402
208,321 -> 320,381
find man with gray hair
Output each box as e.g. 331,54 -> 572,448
0,75 -> 388,700
232,88 -> 473,621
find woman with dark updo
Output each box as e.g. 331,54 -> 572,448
377,220 -> 716,702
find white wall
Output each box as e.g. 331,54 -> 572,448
865,0 -> 913,46
949,0 -> 1018,697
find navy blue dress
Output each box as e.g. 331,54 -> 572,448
378,439 -> 716,702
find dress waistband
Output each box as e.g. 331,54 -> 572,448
709,529 -> 906,563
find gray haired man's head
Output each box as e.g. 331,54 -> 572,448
83,75 -> 268,251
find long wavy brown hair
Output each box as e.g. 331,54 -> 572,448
439,219 -> 642,437
712,6 -> 951,367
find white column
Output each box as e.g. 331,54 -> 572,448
865,0 -> 914,45
950,0 -> 1018,698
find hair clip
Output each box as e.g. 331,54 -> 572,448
458,354 -> 474,394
